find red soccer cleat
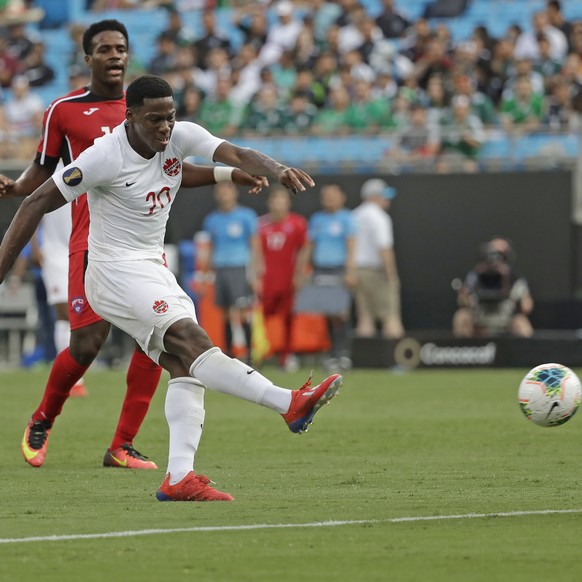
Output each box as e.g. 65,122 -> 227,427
156,472 -> 234,501
282,373 -> 342,434
21,419 -> 52,467
70,381 -> 89,398
103,443 -> 158,469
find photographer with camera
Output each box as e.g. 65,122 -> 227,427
452,237 -> 534,337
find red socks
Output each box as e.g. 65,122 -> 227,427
32,348 -> 89,423
108,349 -> 162,451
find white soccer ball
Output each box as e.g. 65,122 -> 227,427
518,363 -> 582,427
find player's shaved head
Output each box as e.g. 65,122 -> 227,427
82,19 -> 128,55
126,75 -> 174,109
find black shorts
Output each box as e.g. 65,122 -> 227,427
214,266 -> 254,309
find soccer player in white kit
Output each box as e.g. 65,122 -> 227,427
0,75 -> 342,501
39,203 -> 88,397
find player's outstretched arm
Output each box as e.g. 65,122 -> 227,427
0,163 -> 53,199
180,163 -> 268,194
212,142 -> 315,195
0,179 -> 66,283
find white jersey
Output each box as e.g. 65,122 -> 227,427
41,203 -> 71,258
352,201 -> 393,269
53,120 -> 224,262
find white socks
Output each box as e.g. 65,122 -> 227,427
190,347 -> 292,413
165,377 -> 206,485
54,319 -> 70,354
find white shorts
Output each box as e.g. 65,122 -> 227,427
41,255 -> 69,305
85,258 -> 198,363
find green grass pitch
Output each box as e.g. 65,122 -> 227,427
1,365 -> 581,581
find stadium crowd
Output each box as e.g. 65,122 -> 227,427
1,0 -> 582,169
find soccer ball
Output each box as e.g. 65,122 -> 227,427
518,363 -> 582,427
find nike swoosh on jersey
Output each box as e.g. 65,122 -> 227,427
125,181 -> 136,187
83,107 -> 100,116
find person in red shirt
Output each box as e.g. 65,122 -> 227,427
0,19 -> 262,469
257,186 -> 308,371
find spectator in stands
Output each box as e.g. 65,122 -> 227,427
281,91 -> 317,134
437,94 -> 485,173
338,5 -> 377,56
546,0 -> 572,51
176,85 -> 202,122
148,31 -> 179,77
243,84 -> 285,135
3,74 -> 43,159
232,3 -> 268,52
412,37 -> 453,90
352,178 -> 404,339
424,73 -> 449,125
505,57 -> 544,96
514,11 -> 567,62
162,6 -> 195,47
6,21 -> 36,59
500,75 -> 543,131
293,66 -> 327,108
543,78 -> 576,130
368,39 -> 414,83
485,37 -> 514,104
388,89 -> 412,130
342,48 -> 375,83
375,0 -> 410,39
310,0 -> 342,45
271,50 -> 297,99
202,183 -> 259,363
345,78 -> 391,133
68,23 -> 87,75
312,84 -> 350,135
194,46 -> 231,97
534,33 -> 563,88
259,0 -> 303,66
395,101 -> 440,166
295,13 -> 318,69
194,8 -> 231,70
372,69 -> 398,100
313,52 -> 338,101
257,186 -> 308,372
197,76 -> 240,137
452,72 -> 497,126
452,237 -> 533,338
229,43 -> 261,106
0,34 -> 19,88
296,184 -> 356,372
401,17 -> 432,63
335,0 -> 361,29
19,41 -> 54,87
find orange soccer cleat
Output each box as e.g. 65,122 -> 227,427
21,419 -> 52,467
156,472 -> 234,502
282,373 -> 342,434
103,443 -> 158,470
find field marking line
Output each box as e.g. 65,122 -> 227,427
1,508 -> 581,545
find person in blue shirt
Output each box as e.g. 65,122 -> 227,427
202,182 -> 259,362
297,184 -> 356,372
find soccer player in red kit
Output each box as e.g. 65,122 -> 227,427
258,186 -> 308,371
0,20 -> 262,469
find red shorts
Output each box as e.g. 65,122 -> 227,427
261,288 -> 294,318
68,250 -> 103,331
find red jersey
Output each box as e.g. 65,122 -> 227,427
259,212 -> 307,292
35,88 -> 126,254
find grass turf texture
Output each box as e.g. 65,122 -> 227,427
0,366 -> 581,582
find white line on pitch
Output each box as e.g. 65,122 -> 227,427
1,508 -> 581,545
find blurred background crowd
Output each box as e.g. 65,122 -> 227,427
2,0 -> 582,171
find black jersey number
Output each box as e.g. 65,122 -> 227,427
145,187 -> 172,216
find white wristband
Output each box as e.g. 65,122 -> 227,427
213,166 -> 235,183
